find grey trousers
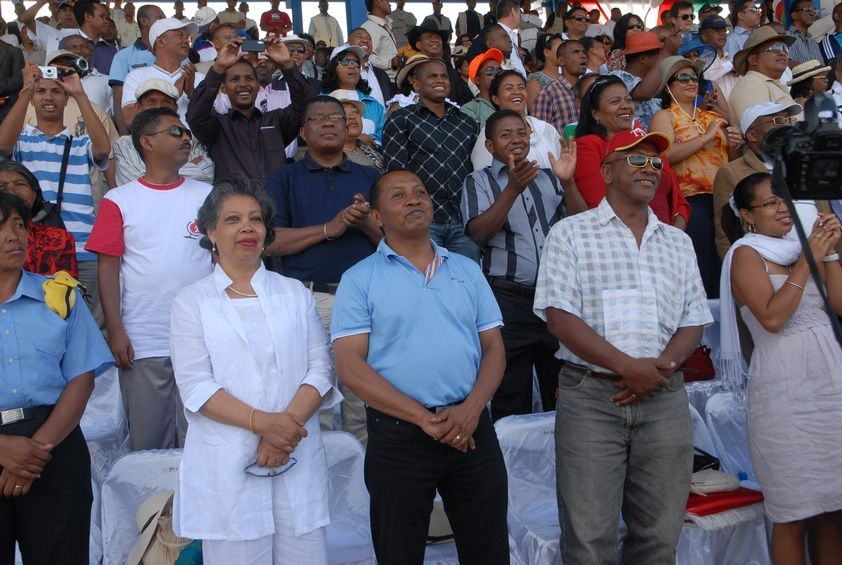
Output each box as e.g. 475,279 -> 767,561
76,260 -> 103,329
119,356 -> 187,451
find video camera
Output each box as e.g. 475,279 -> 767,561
762,92 -> 842,200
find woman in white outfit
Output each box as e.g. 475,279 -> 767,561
170,177 -> 340,565
720,172 -> 842,565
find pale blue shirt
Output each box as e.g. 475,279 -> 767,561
331,240 -> 503,407
0,270 -> 114,410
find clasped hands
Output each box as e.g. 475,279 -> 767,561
610,356 -> 678,407
251,411 -> 307,468
420,403 -> 481,454
324,193 -> 375,240
0,436 -> 53,497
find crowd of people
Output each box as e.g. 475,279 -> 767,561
0,0 -> 841,563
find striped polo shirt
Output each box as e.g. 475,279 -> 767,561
14,125 -> 109,261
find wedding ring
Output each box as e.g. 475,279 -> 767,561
455,435 -> 461,440
13,485 -> 21,490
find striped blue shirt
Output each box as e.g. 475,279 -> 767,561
14,125 -> 108,261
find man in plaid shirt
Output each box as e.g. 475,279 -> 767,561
382,57 -> 480,261
532,40 -> 588,135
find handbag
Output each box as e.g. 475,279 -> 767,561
33,136 -> 72,229
692,446 -> 720,473
126,491 -> 193,565
681,345 -> 715,382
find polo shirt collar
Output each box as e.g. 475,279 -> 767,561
490,158 -> 509,179
78,29 -> 104,45
6,270 -> 45,305
367,14 -> 390,26
133,37 -> 150,51
596,197 -> 661,232
303,152 -> 351,172
212,262 -> 269,297
378,238 -> 449,260
25,124 -> 73,141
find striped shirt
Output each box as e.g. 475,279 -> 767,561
533,198 -> 713,372
461,159 -> 566,285
787,26 -> 823,65
14,125 -> 108,261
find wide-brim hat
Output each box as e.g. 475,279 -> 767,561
329,89 -> 365,114
603,130 -> 671,160
656,56 -> 706,94
125,491 -> 174,565
733,27 -> 795,76
787,59 -> 831,86
624,31 -> 663,56
396,54 -> 440,89
407,23 -> 449,51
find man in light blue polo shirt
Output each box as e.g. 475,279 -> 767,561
108,4 -> 165,133
331,169 -> 510,565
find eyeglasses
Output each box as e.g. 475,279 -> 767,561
671,72 -> 699,83
570,15 -> 590,22
244,457 -> 297,477
479,65 -> 501,77
337,56 -> 361,68
146,125 -> 192,139
768,115 -> 798,125
748,197 -> 785,210
305,113 -> 346,123
628,23 -> 644,30
679,13 -> 694,20
607,153 -> 664,170
287,45 -> 306,53
741,7 -> 761,13
793,7 -> 816,14
756,43 -> 789,54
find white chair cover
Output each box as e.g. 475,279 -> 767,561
689,403 -> 717,455
677,520 -> 772,565
100,449 -> 182,565
81,367 -> 129,483
685,299 -> 726,416
322,431 -> 375,565
704,392 -> 755,478
91,475 -> 103,565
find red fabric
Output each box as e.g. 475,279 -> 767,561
85,198 -> 125,257
137,176 -> 186,190
686,488 -> 765,517
26,223 -> 78,278
260,9 -> 291,35
574,132 -> 691,224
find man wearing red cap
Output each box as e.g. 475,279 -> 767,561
460,48 -> 502,127
534,130 -> 712,563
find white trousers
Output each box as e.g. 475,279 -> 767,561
201,479 -> 328,565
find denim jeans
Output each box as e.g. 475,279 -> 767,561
429,215 -> 480,263
554,364 -> 692,565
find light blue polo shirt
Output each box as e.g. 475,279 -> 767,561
331,239 -> 503,407
108,38 -> 155,86
0,270 -> 114,410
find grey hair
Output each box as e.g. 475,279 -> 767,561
196,175 -> 276,252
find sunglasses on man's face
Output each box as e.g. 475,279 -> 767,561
287,45 -> 306,54
671,72 -> 699,84
337,56 -> 361,68
793,7 -> 816,14
146,125 -> 192,139
757,43 -> 789,55
608,153 -> 664,170
679,13 -> 694,20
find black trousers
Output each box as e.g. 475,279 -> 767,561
365,407 -> 509,565
687,194 -> 722,299
490,280 -> 562,421
0,418 -> 91,565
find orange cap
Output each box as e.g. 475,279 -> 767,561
469,48 -> 504,84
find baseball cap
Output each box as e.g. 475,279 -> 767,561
330,44 -> 365,63
468,48 -> 503,84
700,15 -> 728,30
135,78 -> 180,100
149,18 -> 198,52
739,101 -> 803,135
45,50 -> 80,66
603,130 -> 671,161
192,7 -> 217,28
698,3 -> 723,16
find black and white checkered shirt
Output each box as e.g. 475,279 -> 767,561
382,101 -> 478,223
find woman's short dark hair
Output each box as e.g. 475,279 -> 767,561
489,69 -> 526,109
320,50 -> 372,95
196,175 -> 276,251
722,172 -> 771,244
534,33 -> 562,65
0,191 -> 31,229
613,13 -> 642,51
575,74 -> 626,139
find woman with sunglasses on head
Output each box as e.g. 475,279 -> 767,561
471,69 -> 561,170
650,57 -> 742,297
720,172 -> 842,565
0,161 -> 77,278
170,176 -> 340,565
525,33 -> 565,113
574,74 -> 690,227
607,13 -> 645,72
319,44 -> 385,146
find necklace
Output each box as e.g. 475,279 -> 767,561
227,285 -> 258,298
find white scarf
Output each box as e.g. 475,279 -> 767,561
719,233 -> 801,398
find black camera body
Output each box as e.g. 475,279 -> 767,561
57,56 -> 91,78
762,92 -> 842,200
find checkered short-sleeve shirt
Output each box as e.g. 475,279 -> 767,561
533,198 -> 713,371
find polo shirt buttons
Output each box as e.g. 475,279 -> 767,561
1,309 -> 6,314
8,357 -> 13,363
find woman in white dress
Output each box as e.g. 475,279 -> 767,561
720,172 -> 842,565
170,177 -> 340,565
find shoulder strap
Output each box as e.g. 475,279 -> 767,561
54,135 -> 73,213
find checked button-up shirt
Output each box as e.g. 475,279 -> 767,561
532,75 -> 580,136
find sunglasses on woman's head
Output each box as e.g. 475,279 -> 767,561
671,72 -> 699,83
337,56 -> 361,68
146,125 -> 192,139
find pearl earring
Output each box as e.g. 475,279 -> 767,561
211,240 -> 217,254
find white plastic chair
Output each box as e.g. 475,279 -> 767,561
81,367 -> 129,484
704,391 -> 755,478
100,449 -> 182,565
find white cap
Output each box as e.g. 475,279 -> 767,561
192,7 -> 217,27
282,34 -> 307,45
740,101 -> 803,135
330,44 -> 365,63
135,78 -> 179,100
329,89 -> 365,114
149,18 -> 198,52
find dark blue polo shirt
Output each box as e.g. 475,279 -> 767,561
266,153 -> 380,283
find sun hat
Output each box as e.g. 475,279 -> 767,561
135,78 -> 179,100
733,26 -> 795,76
329,89 -> 365,114
396,54 -> 442,89
329,43 -> 365,63
656,55 -> 705,94
787,59 -> 832,86
624,31 -> 663,56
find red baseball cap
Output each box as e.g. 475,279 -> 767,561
602,129 -> 671,161
623,31 -> 663,56
469,48 -> 504,84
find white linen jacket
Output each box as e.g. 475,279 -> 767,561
170,264 -> 341,540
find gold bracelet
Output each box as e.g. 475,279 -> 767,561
248,408 -> 256,433
785,281 -> 804,292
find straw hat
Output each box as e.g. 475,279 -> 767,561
787,59 -> 831,86
396,54 -> 443,89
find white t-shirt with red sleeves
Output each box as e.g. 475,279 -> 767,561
86,177 -> 213,360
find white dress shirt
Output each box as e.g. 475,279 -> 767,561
171,264 -> 341,540
362,15 -> 398,79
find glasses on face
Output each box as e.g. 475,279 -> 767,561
741,7 -> 761,13
628,23 -> 644,30
794,7 -> 816,14
147,125 -> 192,139
244,457 -> 297,477
571,15 -> 589,22
757,43 -> 789,54
671,72 -> 699,83
337,56 -> 361,68
305,113 -> 346,123
288,45 -> 306,53
608,153 -> 664,170
748,197 -> 785,210
679,13 -> 694,20
480,65 -> 501,77
768,115 -> 798,126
